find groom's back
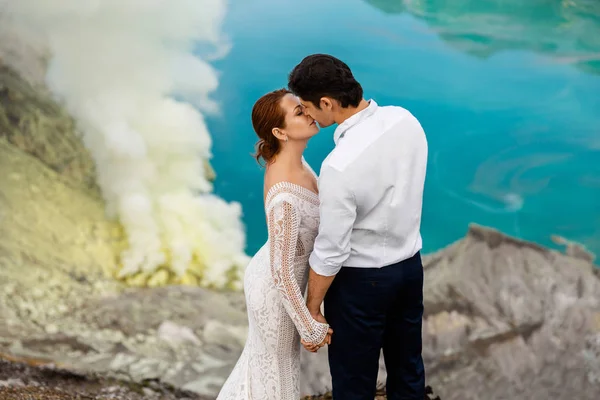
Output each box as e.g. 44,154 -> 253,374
321,101 -> 428,268
291,54 -> 428,399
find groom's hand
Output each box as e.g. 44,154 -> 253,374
312,311 -> 332,345
322,327 -> 334,346
301,312 -> 333,352
312,311 -> 327,325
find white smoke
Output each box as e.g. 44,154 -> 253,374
1,0 -> 250,288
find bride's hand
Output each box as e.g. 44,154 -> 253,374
301,334 -> 329,352
301,324 -> 333,352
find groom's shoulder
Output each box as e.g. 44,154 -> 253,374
321,105 -> 421,174
376,105 -> 425,138
377,104 -> 417,123
363,104 -> 421,139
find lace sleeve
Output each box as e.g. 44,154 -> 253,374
268,198 -> 329,346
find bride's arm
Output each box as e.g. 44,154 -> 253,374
268,198 -> 330,346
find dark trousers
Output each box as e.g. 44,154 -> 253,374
324,251 -> 425,400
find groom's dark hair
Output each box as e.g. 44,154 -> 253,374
288,54 -> 363,109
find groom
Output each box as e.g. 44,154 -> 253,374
288,54 -> 428,400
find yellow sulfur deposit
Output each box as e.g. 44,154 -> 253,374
0,64 -> 245,291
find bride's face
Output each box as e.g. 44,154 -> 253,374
275,94 -> 319,142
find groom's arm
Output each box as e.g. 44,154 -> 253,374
306,269 -> 335,317
307,166 -> 357,317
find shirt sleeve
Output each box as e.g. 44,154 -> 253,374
268,197 -> 330,345
309,165 -> 357,276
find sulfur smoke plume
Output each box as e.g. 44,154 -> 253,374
1,0 -> 250,288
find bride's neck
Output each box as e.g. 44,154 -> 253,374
273,144 -> 305,170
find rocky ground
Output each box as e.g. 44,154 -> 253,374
2,215 -> 599,400
0,356 -> 204,400
0,357 -> 441,400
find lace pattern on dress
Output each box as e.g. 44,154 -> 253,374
267,189 -> 329,346
216,162 -> 324,400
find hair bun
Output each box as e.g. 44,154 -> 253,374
251,89 -> 290,166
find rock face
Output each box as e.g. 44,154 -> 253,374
0,65 -> 98,189
421,224 -> 600,399
0,63 -> 125,343
2,219 -> 599,399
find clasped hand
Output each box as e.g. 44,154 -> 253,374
301,312 -> 333,353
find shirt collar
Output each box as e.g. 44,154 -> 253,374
333,99 -> 378,145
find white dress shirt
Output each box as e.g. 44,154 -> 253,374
308,99 -> 428,277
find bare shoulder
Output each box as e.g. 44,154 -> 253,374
263,163 -> 317,201
263,165 -> 288,195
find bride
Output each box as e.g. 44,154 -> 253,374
216,88 -> 333,400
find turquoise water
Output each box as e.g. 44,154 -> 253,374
206,0 -> 600,258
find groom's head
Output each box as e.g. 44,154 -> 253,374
288,54 -> 363,128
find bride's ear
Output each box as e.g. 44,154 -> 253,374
271,127 -> 287,142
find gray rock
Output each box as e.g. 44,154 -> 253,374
420,224 -> 600,400
182,376 -> 228,398
552,234 -> 596,263
202,320 -> 247,349
2,224 -> 599,399
0,378 -> 25,387
158,321 -> 202,347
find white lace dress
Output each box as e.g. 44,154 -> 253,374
216,170 -> 330,400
